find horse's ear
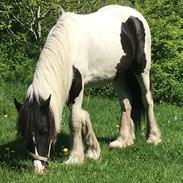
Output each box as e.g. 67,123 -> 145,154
41,94 -> 51,111
14,98 -> 22,112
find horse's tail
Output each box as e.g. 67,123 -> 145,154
125,70 -> 143,130
124,16 -> 147,129
129,16 -> 147,75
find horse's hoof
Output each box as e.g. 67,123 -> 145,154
109,138 -> 134,148
64,156 -> 84,165
86,149 -> 100,160
147,135 -> 161,145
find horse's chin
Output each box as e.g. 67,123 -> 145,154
33,160 -> 45,174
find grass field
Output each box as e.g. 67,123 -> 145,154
0,82 -> 183,183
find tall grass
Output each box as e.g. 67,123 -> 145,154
0,82 -> 183,182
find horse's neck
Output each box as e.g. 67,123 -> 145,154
28,24 -> 73,132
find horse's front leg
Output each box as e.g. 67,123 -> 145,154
65,88 -> 100,163
65,90 -> 85,164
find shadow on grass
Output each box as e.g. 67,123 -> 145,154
51,133 -> 71,161
0,138 -> 28,170
0,133 -> 72,171
0,132 -> 115,171
97,136 -> 114,145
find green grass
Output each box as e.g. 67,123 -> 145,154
1,82 -> 183,182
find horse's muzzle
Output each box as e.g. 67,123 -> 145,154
28,152 -> 49,174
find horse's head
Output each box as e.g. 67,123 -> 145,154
14,94 -> 57,174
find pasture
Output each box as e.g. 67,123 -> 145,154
0,82 -> 183,182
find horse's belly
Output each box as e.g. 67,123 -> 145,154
84,31 -> 124,85
84,67 -> 116,85
84,47 -> 123,85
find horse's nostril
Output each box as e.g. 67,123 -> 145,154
42,161 -> 49,168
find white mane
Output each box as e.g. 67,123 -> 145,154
27,15 -> 73,133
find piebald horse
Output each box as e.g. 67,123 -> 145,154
14,5 -> 161,173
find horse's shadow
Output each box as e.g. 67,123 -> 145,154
0,133 -> 71,171
0,138 -> 27,170
0,133 -> 113,171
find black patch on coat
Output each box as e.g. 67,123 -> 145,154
115,16 -> 146,79
67,66 -> 82,106
14,95 -> 57,158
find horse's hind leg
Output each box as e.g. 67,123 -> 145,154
109,79 -> 135,148
136,71 -> 161,145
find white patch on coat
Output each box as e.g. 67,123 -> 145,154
32,133 -> 45,173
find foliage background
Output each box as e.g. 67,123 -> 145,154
0,0 -> 182,105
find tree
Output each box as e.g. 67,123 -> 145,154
0,0 -> 62,49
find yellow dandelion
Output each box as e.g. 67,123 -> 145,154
63,148 -> 69,153
4,114 -> 8,118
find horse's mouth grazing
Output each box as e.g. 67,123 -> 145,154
29,151 -> 49,174
33,160 -> 48,174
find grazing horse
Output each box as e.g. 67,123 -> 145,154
14,5 -> 161,173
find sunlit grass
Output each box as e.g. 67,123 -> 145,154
1,82 -> 183,182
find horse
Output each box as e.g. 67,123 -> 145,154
14,5 -> 161,174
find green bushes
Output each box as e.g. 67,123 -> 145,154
0,43 -> 34,83
87,0 -> 183,105
0,0 -> 182,105
136,0 -> 183,105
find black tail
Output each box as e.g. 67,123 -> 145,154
125,70 -> 143,129
123,16 -> 146,129
127,16 -> 147,74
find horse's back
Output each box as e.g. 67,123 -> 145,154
59,5 -> 151,85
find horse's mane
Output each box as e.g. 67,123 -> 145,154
27,15 -> 73,133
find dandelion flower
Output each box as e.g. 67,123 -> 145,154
4,114 -> 8,118
63,148 -> 69,153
